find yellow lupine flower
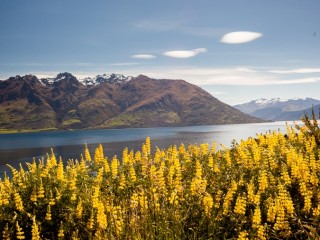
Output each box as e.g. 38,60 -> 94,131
223,181 -> 238,215
45,205 -> 52,221
98,144 -> 104,159
31,216 -> 40,240
224,150 -> 232,166
145,137 -> 151,156
149,165 -> 157,181
14,191 -> 24,211
130,193 -> 139,209
169,190 -> 179,206
95,167 -> 104,184
266,199 -> 276,222
151,188 -> 160,212
48,190 -> 56,205
313,204 -> 320,217
119,173 -> 126,190
203,193 -> 213,216
258,170 -> 268,192
135,151 -> 141,163
256,225 -> 266,240
92,186 -> 100,209
303,193 -> 312,213
178,143 -> 186,155
154,148 -> 161,164
139,190 -> 148,212
2,223 -> 10,240
200,143 -> 209,155
84,143 -> 91,162
234,195 -> 246,215
50,148 -> 57,166
247,181 -> 255,204
167,165 -> 175,188
129,164 -> 136,183
96,202 -> 107,229
112,206 -> 124,236
211,141 -> 216,153
214,190 -> 223,209
273,205 -> 289,231
94,147 -> 103,165
16,222 -> 25,240
55,187 -> 61,201
111,156 -> 119,179
56,158 -> 65,181
208,155 -> 214,169
157,165 -> 166,195
76,199 -> 83,219
174,158 -> 183,192
252,206 -> 261,228
58,222 -> 65,238
78,155 -> 86,173
281,168 -> 291,186
87,211 -> 95,230
237,230 -> 249,240
122,147 -> 129,165
103,158 -> 110,173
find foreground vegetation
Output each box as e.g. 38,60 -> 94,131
1,115 -> 320,239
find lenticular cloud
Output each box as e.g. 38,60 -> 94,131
221,31 -> 262,44
163,48 -> 207,58
131,54 -> 156,59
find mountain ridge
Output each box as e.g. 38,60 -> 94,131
234,98 -> 320,121
0,73 -> 264,130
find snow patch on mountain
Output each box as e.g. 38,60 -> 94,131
40,73 -> 133,86
81,74 -> 133,86
234,97 -> 320,120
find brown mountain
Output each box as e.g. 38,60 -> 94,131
0,73 -> 263,130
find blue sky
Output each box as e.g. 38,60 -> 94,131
1,0 -> 320,105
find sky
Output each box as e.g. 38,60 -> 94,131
0,0 -> 320,105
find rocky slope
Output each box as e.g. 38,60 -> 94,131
0,73 -> 263,130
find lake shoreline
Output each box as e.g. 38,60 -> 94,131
0,121 -> 299,174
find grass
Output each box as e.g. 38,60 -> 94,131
0,128 -> 58,134
61,119 -> 81,126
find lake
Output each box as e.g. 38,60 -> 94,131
0,121 -> 300,174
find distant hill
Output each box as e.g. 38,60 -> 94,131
234,98 -> 320,121
272,104 -> 320,121
0,73 -> 263,130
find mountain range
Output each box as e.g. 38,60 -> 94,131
0,72 -> 263,131
234,98 -> 320,121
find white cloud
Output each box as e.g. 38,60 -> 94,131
269,68 -> 320,74
270,78 -> 320,84
7,66 -> 320,87
163,48 -> 207,58
131,54 -> 156,59
124,67 -> 320,86
221,31 -> 263,44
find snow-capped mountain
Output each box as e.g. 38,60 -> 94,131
40,72 -> 133,86
234,98 -> 320,121
81,73 -> 133,86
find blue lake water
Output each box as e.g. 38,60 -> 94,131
0,121 -> 300,174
